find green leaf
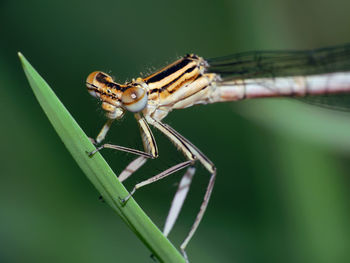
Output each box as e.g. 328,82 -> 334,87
18,52 -> 185,263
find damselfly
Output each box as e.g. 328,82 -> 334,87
86,43 -> 350,262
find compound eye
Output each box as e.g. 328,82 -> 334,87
121,86 -> 148,112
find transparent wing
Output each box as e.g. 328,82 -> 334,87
298,94 -> 350,111
207,43 -> 350,79
207,43 -> 350,110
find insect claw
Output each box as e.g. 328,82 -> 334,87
119,196 -> 128,206
87,149 -> 96,157
119,190 -> 134,205
88,145 -> 104,157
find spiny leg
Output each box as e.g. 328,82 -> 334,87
116,114 -> 158,184
96,118 -> 114,144
121,160 -> 193,203
89,113 -> 158,159
181,170 -> 215,262
89,143 -> 153,158
118,156 -> 147,183
89,114 -> 158,186
147,117 -> 216,260
163,166 -> 196,237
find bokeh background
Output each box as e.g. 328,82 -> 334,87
1,0 -> 350,262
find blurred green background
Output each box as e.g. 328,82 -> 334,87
1,0 -> 350,262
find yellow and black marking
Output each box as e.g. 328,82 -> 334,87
86,72 -> 129,97
144,54 -> 204,99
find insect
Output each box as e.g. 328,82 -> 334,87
86,43 -> 350,262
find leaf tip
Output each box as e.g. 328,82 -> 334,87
17,52 -> 27,67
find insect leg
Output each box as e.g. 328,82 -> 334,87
89,114 -> 158,184
163,166 -> 195,237
90,114 -> 158,158
147,117 -> 216,261
96,119 -> 114,144
121,160 -> 193,202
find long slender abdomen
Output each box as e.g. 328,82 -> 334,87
211,71 -> 350,102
